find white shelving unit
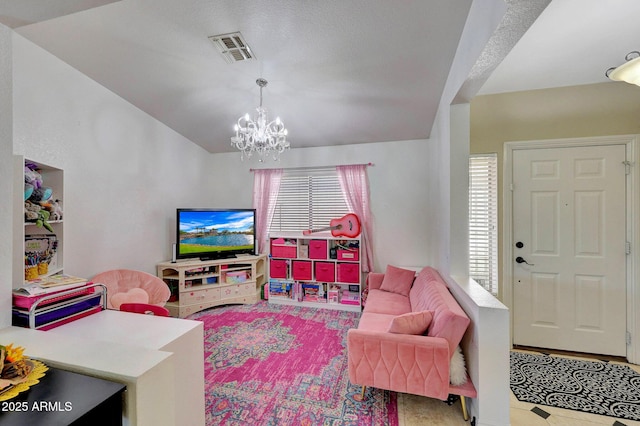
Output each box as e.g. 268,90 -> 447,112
14,156 -> 64,288
268,231 -> 362,312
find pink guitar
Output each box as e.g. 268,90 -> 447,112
303,213 -> 361,238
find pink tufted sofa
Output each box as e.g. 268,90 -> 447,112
347,265 -> 477,419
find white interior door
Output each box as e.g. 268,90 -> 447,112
512,144 -> 627,356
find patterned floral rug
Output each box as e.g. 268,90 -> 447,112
188,302 -> 398,426
510,351 -> 640,421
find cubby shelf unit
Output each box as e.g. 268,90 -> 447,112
268,231 -> 362,312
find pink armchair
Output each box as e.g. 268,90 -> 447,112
91,269 -> 171,311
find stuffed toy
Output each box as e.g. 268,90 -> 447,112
24,201 -> 54,232
29,187 -> 53,203
24,201 -> 40,221
48,199 -> 63,221
24,163 -> 42,190
40,199 -> 63,221
24,163 -> 53,203
24,163 -> 41,201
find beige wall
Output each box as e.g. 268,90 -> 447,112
470,81 -> 640,300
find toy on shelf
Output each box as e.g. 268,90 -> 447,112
23,162 -> 63,232
24,235 -> 58,279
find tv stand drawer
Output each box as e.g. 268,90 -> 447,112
220,283 -> 254,300
181,287 -> 220,304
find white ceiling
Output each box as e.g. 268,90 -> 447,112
480,0 -> 640,95
2,0 -> 639,154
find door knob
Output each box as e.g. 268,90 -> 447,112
515,256 -> 534,266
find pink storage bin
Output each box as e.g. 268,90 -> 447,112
308,240 -> 328,259
270,239 -> 297,258
292,260 -> 312,280
337,248 -> 359,261
337,262 -> 360,283
314,262 -> 335,282
270,259 -> 288,279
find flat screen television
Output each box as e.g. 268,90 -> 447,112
176,208 -> 256,261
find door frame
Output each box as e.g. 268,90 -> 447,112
503,134 -> 640,363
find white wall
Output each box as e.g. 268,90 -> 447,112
433,2 -> 510,425
0,25 -> 13,327
205,139 -> 433,272
11,34 -> 215,280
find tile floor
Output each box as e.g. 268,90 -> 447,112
397,350 -> 640,426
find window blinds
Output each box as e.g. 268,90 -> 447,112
469,154 -> 499,295
269,169 -> 349,233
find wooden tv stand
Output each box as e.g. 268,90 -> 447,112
157,254 -> 267,318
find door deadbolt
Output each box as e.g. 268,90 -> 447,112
515,242 -> 524,248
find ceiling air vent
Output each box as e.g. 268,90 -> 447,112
208,32 -> 255,63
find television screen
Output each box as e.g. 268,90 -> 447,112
177,208 -> 256,260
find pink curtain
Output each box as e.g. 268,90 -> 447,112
336,164 -> 373,272
252,169 -> 283,254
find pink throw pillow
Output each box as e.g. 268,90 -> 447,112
387,311 -> 433,335
380,265 -> 415,296
111,288 -> 149,309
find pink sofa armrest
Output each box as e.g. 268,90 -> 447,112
347,328 -> 451,400
367,273 -> 385,290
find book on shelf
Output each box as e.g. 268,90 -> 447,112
15,274 -> 88,295
269,280 -> 294,298
341,290 -> 360,305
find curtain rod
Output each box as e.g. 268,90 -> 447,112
250,162 -> 373,172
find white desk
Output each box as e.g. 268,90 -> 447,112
0,310 -> 205,426
48,310 -> 205,426
0,326 -> 173,426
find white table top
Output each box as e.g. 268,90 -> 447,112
0,325 -> 171,380
47,309 -> 203,350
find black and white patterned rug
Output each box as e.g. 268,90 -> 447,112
510,351 -> 640,421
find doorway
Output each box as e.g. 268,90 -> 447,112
504,135 -> 639,361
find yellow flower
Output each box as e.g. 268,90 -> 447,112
4,344 -> 25,363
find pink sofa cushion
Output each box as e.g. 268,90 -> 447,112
357,312 -> 395,332
410,269 -> 470,355
363,289 -> 411,316
387,311 -> 433,335
379,265 -> 415,296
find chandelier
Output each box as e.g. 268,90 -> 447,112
231,78 -> 289,161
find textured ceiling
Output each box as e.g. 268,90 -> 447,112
4,1 -> 635,155
8,0 -> 476,153
455,0 -> 551,103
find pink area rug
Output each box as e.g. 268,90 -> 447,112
188,301 -> 398,425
